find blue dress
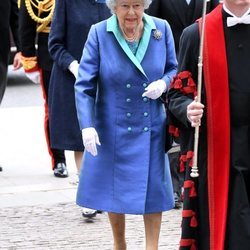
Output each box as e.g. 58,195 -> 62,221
48,0 -> 111,150
75,14 -> 177,214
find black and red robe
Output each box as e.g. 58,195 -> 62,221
168,4 -> 250,250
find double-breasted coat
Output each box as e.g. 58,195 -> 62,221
75,14 -> 177,214
48,0 -> 111,150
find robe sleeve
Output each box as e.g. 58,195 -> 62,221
167,22 -> 202,158
168,23 -> 200,127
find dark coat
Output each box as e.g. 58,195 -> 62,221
0,0 -> 20,103
146,0 -> 219,53
48,0 -> 111,150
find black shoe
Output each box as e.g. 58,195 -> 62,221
174,192 -> 182,209
0,166 -> 2,172
53,162 -> 68,178
81,208 -> 97,218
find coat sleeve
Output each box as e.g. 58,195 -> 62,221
162,20 -> 178,87
48,0 -> 75,70
19,0 -> 37,57
74,25 -> 99,129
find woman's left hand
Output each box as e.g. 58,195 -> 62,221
142,80 -> 166,100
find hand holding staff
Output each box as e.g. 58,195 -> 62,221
190,0 -> 209,178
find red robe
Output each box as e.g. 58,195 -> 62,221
201,4 -> 230,250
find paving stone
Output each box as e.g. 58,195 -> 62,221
0,203 -> 181,249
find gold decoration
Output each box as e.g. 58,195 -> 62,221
25,0 -> 55,33
18,0 -> 21,9
21,55 -> 38,71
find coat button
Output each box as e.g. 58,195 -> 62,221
143,127 -> 149,132
128,127 -> 132,132
126,84 -> 131,88
126,98 -> 131,103
143,112 -> 148,117
127,112 -> 132,117
143,97 -> 148,102
143,83 -> 147,88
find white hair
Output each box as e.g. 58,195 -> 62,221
106,0 -> 152,14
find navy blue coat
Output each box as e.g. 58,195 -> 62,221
75,14 -> 177,214
48,0 -> 111,150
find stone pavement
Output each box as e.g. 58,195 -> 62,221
0,69 -> 182,249
0,203 -> 181,250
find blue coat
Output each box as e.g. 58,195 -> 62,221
48,0 -> 111,150
75,14 -> 177,214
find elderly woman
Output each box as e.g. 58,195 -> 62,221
75,0 -> 177,248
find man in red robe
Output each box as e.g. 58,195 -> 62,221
168,0 -> 250,249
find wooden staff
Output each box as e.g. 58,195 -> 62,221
190,0 -> 209,178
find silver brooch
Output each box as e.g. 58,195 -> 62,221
153,29 -> 162,40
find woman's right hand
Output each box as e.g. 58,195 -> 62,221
81,127 -> 101,156
187,96 -> 204,127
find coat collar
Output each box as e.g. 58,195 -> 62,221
107,14 -> 156,78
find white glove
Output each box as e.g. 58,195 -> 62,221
25,70 -> 40,84
142,79 -> 167,100
82,127 -> 101,156
68,60 -> 79,79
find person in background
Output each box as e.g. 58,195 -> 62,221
146,0 -> 219,209
48,0 -> 111,218
75,0 -> 177,248
168,0 -> 250,249
19,0 -> 68,178
0,0 -> 22,102
0,0 -> 22,172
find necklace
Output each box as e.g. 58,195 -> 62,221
121,23 -> 143,42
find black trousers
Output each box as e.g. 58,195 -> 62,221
168,150 -> 184,196
0,62 -> 8,104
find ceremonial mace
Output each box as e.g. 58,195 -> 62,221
190,0 -> 209,178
